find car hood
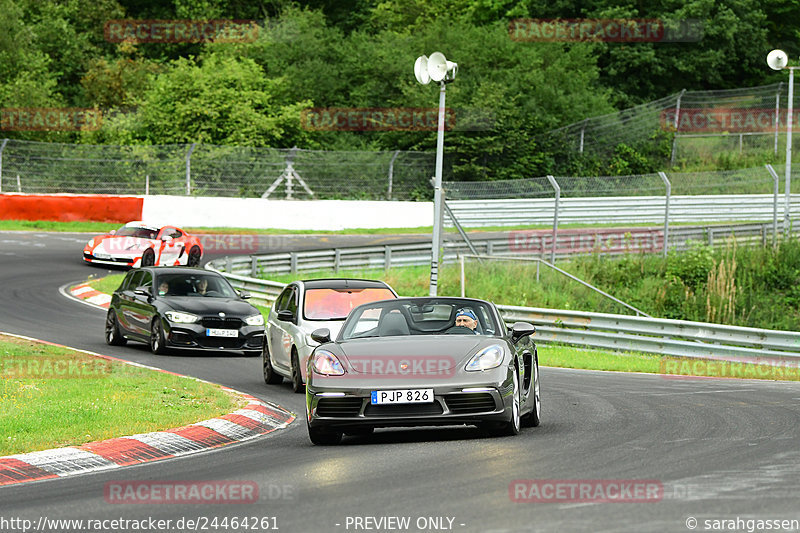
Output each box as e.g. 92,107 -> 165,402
338,335 -> 492,374
160,297 -> 257,317
92,236 -> 154,254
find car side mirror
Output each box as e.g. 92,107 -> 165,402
238,290 -> 251,299
134,286 -> 151,298
510,322 -> 536,342
277,310 -> 294,322
161,235 -> 173,242
109,229 -> 117,235
311,328 -> 331,344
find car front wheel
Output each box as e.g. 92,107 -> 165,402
485,369 -> 521,437
105,311 -> 126,346
150,318 -> 168,355
291,351 -> 304,393
187,246 -> 202,267
263,343 -> 283,385
141,248 -> 156,267
521,353 -> 541,428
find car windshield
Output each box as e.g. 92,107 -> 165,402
115,226 -> 158,239
340,298 -> 499,339
155,273 -> 238,298
303,287 -> 396,320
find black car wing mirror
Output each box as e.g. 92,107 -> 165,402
134,286 -> 152,298
310,328 -> 331,344
238,290 -> 251,299
277,310 -> 295,322
510,322 -> 536,342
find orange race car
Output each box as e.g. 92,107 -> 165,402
83,221 -> 203,268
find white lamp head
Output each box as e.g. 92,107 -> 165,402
767,49 -> 789,71
414,55 -> 430,85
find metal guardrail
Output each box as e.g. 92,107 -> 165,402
206,221 -> 792,284
208,235 -> 800,360
208,263 -> 800,359
445,194 -> 800,227
497,305 -> 800,359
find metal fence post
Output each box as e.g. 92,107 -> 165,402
0,139 -> 8,193
384,245 -> 392,270
670,89 -> 687,166
579,119 -> 588,153
388,150 -> 400,200
775,82 -> 783,157
185,143 -> 197,196
334,249 -> 341,274
766,164 -> 780,246
658,171 -> 671,256
546,175 -> 560,264
290,252 -> 298,275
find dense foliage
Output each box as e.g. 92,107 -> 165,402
1,0 -> 794,177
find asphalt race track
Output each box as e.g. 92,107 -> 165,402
2,231 -> 800,533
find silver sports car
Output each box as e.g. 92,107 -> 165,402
305,297 -> 541,445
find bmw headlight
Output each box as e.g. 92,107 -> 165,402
164,311 -> 200,324
245,314 -> 265,326
312,350 -> 345,376
466,344 -> 505,372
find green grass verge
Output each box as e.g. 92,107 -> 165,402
0,334 -> 245,455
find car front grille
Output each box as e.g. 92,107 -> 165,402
201,317 -> 244,329
364,403 -> 444,417
196,337 -> 244,349
316,397 -> 363,417
444,393 -> 497,414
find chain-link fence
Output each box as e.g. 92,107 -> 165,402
0,140 -> 436,200
542,82 -> 800,167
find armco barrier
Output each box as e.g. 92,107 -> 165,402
208,239 -> 800,361
207,221 -> 791,282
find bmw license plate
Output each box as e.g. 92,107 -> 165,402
206,329 -> 238,338
371,389 -> 433,405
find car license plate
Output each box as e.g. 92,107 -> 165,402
371,389 -> 434,405
206,329 -> 238,338
94,252 -> 111,259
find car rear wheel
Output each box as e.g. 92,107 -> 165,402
105,311 -> 126,346
141,248 -> 155,267
187,246 -> 202,267
291,351 -> 304,393
521,353 -> 541,428
308,424 -> 343,445
263,343 -> 283,385
150,318 -> 168,355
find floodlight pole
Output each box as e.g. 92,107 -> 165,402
430,81 -> 446,296
785,67 -> 795,235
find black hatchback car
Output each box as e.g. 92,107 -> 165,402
105,267 -> 265,355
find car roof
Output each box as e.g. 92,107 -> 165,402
299,278 -> 394,290
138,266 -> 217,277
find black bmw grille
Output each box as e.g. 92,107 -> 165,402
201,317 -> 244,329
316,397 -> 363,417
197,337 -> 244,349
444,393 -> 497,414
364,403 -> 444,417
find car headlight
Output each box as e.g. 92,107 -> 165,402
466,344 -> 505,372
164,311 -> 200,324
245,314 -> 265,326
312,350 -> 345,376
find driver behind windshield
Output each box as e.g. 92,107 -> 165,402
454,308 -> 479,333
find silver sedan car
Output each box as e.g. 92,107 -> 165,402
263,279 -> 398,392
